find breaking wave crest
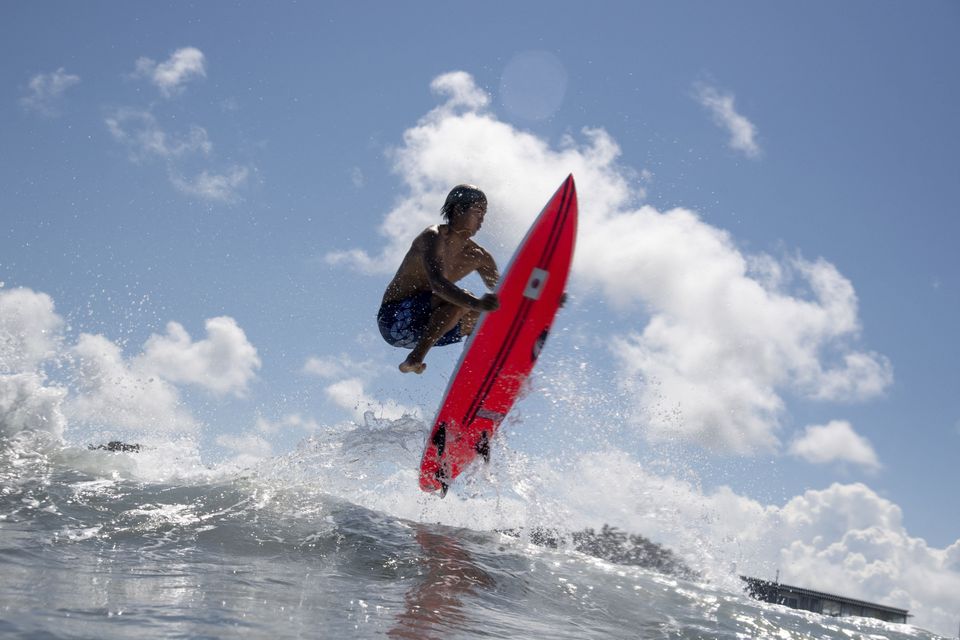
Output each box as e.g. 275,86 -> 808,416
0,416 -> 947,639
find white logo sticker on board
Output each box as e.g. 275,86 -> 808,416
523,268 -> 549,300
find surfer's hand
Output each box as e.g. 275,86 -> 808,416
476,293 -> 500,312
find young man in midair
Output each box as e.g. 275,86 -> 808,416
378,184 -> 500,373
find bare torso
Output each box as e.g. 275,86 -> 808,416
381,224 -> 498,308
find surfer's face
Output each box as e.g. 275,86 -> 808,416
461,203 -> 486,235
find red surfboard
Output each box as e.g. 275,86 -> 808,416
419,175 -> 578,495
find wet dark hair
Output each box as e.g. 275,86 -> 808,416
441,184 -> 486,222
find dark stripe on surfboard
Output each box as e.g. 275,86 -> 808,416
458,180 -> 574,429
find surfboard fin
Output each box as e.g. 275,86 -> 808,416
476,431 -> 490,464
432,423 -> 450,497
432,423 -> 447,457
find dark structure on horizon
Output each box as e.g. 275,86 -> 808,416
741,576 -> 909,625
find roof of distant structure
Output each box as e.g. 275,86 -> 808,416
740,577 -> 910,617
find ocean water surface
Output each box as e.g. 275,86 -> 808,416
0,417 -> 947,640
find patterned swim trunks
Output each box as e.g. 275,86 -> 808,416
377,292 -> 463,349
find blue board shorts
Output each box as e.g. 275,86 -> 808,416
377,292 -> 463,349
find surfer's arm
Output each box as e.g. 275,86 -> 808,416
421,231 -> 488,310
476,247 -> 500,291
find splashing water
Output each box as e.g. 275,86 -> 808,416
0,412 -> 947,640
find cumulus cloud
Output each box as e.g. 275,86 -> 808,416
552,451 -> 959,637
0,289 -> 68,440
0,374 -> 67,440
303,352 -> 414,421
0,287 -> 63,374
138,317 -> 261,397
328,71 -> 891,454
66,317 -> 258,432
68,332 -> 197,432
607,250 -> 892,453
135,47 -> 206,97
431,70 -> 490,113
327,71 -> 630,274
325,377 -> 418,421
694,83 -> 761,158
215,431 -> 273,466
788,420 -> 881,470
0,287 -> 261,440
20,67 -> 80,115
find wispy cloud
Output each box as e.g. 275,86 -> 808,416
169,166 -> 250,203
106,101 -> 251,203
788,420 -> 882,471
302,353 -> 374,379
106,108 -> 212,160
20,67 -> 80,116
694,83 -> 761,158
135,47 -> 206,97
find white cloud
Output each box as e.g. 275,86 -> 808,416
68,333 -> 197,433
254,413 -> 321,435
0,287 -> 63,374
802,351 -> 894,401
695,83 -> 761,158
0,289 -> 67,441
0,373 -> 67,440
325,377 -> 418,421
606,250 -> 893,453
215,431 -> 272,460
0,287 -> 260,439
105,109 -> 250,203
430,70 -> 490,113
110,50 -> 249,203
139,317 -> 261,397
788,420 -> 882,470
106,108 -> 212,160
303,356 -> 346,379
328,71 -> 891,454
66,316 -> 259,432
351,166 -> 365,188
327,72 -> 630,275
552,451 -> 959,637
20,67 -> 80,115
302,353 -> 374,379
774,484 -> 959,636
170,166 -> 250,203
303,353 -> 414,421
135,47 -> 206,97
0,288 -> 258,439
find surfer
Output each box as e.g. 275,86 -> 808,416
378,184 -> 500,374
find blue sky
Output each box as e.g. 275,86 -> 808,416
2,2 -> 959,634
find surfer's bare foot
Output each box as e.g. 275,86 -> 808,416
399,357 -> 426,374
